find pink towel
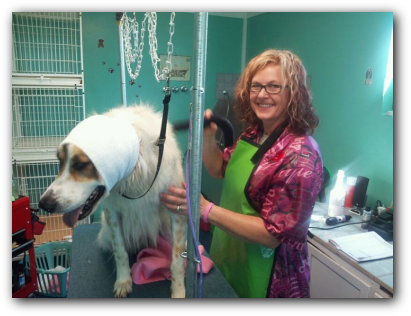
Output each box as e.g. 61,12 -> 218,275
131,236 -> 213,285
48,271 -> 70,294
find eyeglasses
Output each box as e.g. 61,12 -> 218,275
248,83 -> 284,94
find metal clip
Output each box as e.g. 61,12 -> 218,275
180,251 -> 201,263
155,137 -> 166,146
163,76 -> 171,95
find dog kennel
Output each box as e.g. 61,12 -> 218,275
12,12 -> 88,244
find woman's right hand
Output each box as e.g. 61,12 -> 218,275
202,109 -> 224,179
204,109 -> 218,138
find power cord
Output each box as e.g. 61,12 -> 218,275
309,221 -> 367,230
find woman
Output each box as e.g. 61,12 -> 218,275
160,49 -> 323,298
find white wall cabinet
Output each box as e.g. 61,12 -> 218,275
308,242 -> 392,298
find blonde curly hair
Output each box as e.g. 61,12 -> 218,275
234,49 -> 319,135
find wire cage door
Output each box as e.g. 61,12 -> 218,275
12,12 -> 83,75
12,86 -> 85,161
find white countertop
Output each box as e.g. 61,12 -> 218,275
309,202 -> 393,294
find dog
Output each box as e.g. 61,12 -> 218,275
39,104 -> 187,298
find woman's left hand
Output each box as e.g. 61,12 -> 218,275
160,183 -> 189,216
160,183 -> 210,218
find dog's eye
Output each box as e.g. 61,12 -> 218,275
73,162 -> 89,171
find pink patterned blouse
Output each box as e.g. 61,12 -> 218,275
222,125 -> 323,298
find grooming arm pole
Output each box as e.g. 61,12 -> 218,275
116,12 -> 127,107
185,12 -> 208,298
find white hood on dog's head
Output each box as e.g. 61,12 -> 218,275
61,115 -> 140,192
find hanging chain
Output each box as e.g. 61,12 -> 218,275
122,13 -> 146,79
121,12 -> 175,82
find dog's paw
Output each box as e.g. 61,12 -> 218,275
171,287 -> 186,298
113,278 -> 133,298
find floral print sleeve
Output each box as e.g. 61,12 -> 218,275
260,144 -> 323,249
262,167 -> 321,244
244,130 -> 323,248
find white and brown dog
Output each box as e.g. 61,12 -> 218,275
39,105 -> 187,298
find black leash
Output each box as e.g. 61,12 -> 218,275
121,79 -> 171,200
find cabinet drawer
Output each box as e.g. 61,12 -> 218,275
309,243 -> 372,298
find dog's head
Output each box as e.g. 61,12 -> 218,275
39,143 -> 108,227
38,114 -> 140,228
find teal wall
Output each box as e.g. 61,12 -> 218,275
247,12 -> 393,207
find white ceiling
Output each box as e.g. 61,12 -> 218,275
206,12 -> 263,19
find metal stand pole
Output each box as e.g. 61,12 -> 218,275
185,12 -> 208,298
116,12 -> 127,107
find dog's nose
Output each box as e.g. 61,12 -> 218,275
38,193 -> 57,213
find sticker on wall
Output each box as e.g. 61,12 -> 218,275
108,68 -> 114,73
98,39 -> 105,48
160,55 -> 191,81
365,67 -> 372,85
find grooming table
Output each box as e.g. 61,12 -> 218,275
67,223 -> 238,298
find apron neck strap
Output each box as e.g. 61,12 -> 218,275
251,126 -> 285,164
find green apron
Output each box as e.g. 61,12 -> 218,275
209,137 -> 275,298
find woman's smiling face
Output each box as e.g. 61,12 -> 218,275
249,64 -> 290,135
